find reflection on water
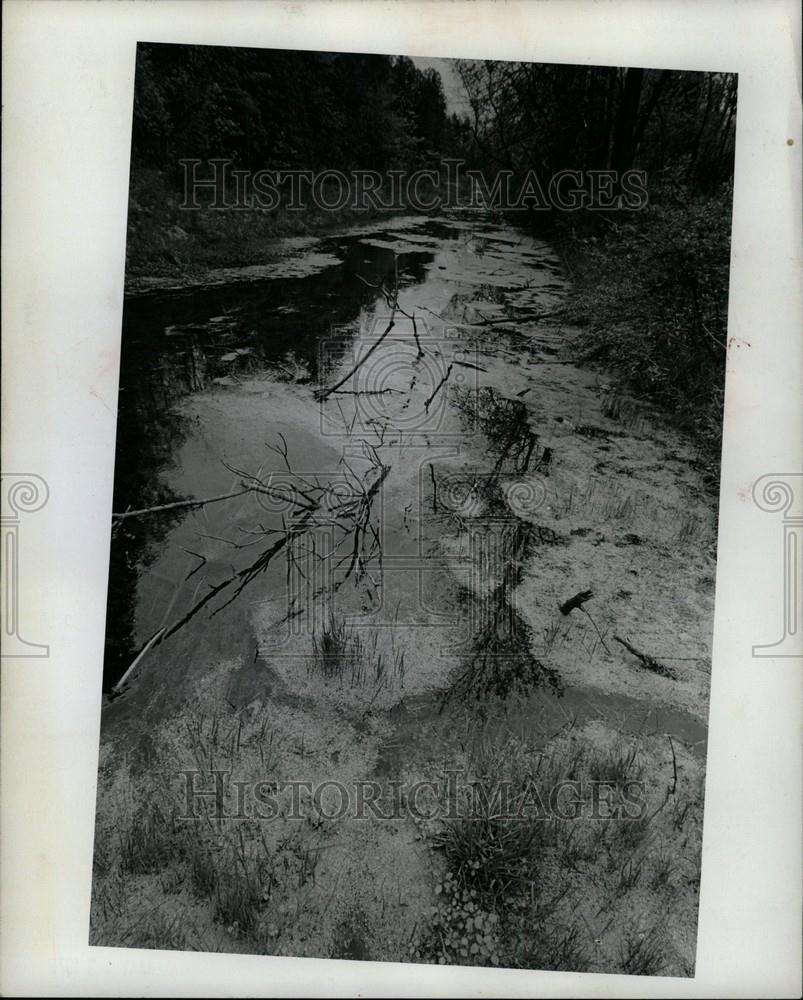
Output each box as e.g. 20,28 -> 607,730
105,227 -> 438,689
104,214 -> 710,759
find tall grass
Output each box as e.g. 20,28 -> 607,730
312,614 -> 405,689
558,193 -> 731,477
416,725 -> 694,974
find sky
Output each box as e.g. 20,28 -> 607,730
410,56 -> 472,119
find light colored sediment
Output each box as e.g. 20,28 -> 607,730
93,214 -> 715,972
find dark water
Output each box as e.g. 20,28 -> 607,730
104,214 -> 709,767
376,683 -> 709,780
104,226 -> 442,690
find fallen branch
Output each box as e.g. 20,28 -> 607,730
329,388 -> 401,396
159,442 -> 391,642
424,363 -> 453,412
111,627 -> 165,695
317,311 -> 396,400
452,359 -> 488,373
613,634 -> 677,679
559,589 -> 594,616
112,488 -> 251,520
356,269 -> 424,359
668,735 -> 678,795
429,463 -> 438,512
410,311 -> 423,359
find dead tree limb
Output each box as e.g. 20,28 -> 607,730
668,735 -> 678,795
559,589 -> 594,615
156,439 -> 391,643
613,635 -> 677,679
356,270 -> 424,359
112,488 -> 251,520
317,311 -> 396,400
111,627 -> 166,695
424,363 -> 454,412
429,464 -> 439,513
329,388 -> 401,396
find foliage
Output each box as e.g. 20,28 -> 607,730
562,190 -> 732,468
456,61 -> 736,195
410,725 -> 701,974
132,45 -> 463,178
414,871 -> 502,966
455,59 -> 735,469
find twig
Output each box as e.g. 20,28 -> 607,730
580,607 -> 611,655
112,488 -> 250,520
429,463 -> 439,513
111,627 -> 165,694
668,735 -> 678,795
424,364 -> 453,412
613,635 -> 677,679
317,311 -> 396,400
559,589 -> 594,616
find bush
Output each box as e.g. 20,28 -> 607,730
561,189 -> 732,473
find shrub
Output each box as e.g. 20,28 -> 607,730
561,190 -> 732,472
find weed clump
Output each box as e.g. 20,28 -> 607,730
414,725 -> 699,974
311,615 -> 406,689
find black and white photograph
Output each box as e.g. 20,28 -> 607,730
90,43 -> 735,974
2,2 -> 801,996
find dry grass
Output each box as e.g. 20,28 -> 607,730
414,722 -> 703,975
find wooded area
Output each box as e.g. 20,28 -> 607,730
132,45 -> 468,177
452,60 -> 735,462
456,61 -> 736,192
129,46 -> 736,465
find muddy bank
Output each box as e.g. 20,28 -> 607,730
125,173 -> 429,295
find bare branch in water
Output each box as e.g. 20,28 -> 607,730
316,311 -> 397,400
424,363 -> 454,412
144,436 -> 392,649
112,488 -> 251,520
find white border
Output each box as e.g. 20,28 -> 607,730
2,1 -> 801,996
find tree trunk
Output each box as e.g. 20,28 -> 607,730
610,67 -> 644,174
